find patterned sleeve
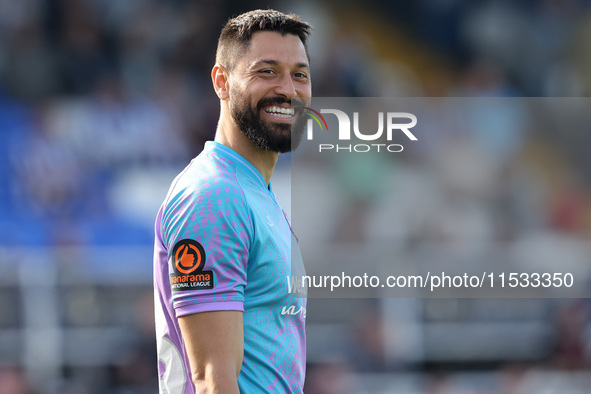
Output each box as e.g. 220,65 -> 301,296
161,175 -> 253,317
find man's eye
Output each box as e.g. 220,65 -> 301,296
294,72 -> 308,79
260,69 -> 274,74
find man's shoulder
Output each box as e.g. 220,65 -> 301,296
167,150 -> 242,199
159,151 -> 253,246
162,150 -> 251,217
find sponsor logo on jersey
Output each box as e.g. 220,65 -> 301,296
170,239 -> 214,291
281,304 -> 306,318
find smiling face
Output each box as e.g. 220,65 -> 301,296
227,31 -> 311,153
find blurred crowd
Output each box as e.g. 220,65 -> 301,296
2,0 -> 591,245
2,0 -> 591,393
0,0 -> 230,247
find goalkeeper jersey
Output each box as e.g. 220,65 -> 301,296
154,141 -> 306,393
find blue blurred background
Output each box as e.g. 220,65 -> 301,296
1,0 -> 591,393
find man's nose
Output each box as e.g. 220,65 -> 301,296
273,73 -> 297,98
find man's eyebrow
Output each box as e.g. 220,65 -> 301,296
250,59 -> 310,69
295,62 -> 310,69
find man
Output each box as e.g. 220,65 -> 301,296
153,9 -> 311,394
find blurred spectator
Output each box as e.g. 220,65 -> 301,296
304,361 -> 358,394
552,300 -> 589,370
349,303 -> 388,372
423,371 -> 453,394
57,0 -> 112,96
0,366 -> 34,394
108,291 -> 157,394
1,17 -> 59,101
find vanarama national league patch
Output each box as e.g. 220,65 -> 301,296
170,239 -> 214,291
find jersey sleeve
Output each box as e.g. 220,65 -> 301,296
161,176 -> 253,317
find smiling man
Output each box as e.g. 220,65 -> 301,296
153,9 -> 311,394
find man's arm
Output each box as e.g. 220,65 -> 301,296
178,310 -> 244,394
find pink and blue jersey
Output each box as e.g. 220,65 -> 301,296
154,141 -> 306,393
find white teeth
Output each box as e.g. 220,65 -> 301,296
264,106 -> 294,117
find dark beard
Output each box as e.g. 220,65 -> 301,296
229,88 -> 306,153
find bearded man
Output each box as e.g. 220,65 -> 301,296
153,9 -> 311,394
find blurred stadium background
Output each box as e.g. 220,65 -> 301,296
1,0 -> 591,393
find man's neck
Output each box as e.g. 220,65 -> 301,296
214,117 -> 279,188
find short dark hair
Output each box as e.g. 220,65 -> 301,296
216,9 -> 313,71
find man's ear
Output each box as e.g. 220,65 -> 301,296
212,64 -> 230,100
